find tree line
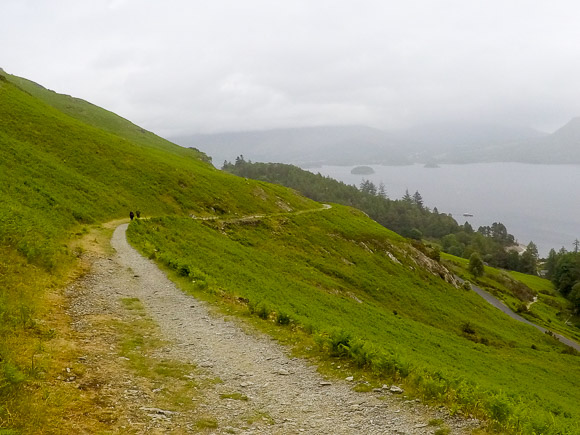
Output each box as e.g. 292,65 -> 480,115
544,243 -> 580,312
223,158 -> 533,271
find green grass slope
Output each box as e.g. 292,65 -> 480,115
128,207 -> 580,434
0,71 -> 314,268
2,69 -> 579,434
0,71 -> 315,430
3,71 -> 199,158
442,252 -> 580,345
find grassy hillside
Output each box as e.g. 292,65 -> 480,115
128,207 -> 580,434
0,71 -> 314,431
3,71 -> 201,158
442,253 -> 580,344
2,70 -> 579,434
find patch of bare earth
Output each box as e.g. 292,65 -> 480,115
65,223 -> 481,434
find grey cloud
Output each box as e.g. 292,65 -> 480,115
3,0 -> 580,136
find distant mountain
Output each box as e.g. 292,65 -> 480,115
392,122 -> 548,163
171,121 -> 558,167
395,121 -> 546,149
433,118 -> 580,164
505,117 -> 580,163
170,125 -> 413,167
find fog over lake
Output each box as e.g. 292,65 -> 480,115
307,163 -> 580,257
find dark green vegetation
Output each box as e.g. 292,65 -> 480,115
224,160 -> 529,271
545,246 -> 580,313
0,70 -> 313,431
128,207 -> 580,434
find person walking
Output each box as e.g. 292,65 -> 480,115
129,211 -> 134,220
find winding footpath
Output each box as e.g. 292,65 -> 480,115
94,223 -> 479,434
67,205 -> 577,433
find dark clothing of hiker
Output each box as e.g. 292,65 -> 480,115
130,211 -> 134,220
136,210 -> 141,218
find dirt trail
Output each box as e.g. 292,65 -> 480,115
74,223 -> 475,434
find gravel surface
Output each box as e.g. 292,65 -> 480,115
69,223 -> 482,434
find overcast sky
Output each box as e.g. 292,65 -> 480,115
3,0 -> 580,136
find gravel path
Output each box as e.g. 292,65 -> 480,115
77,223 -> 480,434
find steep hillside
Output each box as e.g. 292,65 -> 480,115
0,71 -> 314,430
3,71 -> 202,158
1,71 -> 579,434
0,71 -> 314,268
128,207 -> 580,434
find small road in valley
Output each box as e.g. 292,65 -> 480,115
463,279 -> 580,352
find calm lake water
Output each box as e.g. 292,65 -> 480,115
307,163 -> 580,257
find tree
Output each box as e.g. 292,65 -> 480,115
234,155 -> 245,166
408,228 -> 423,240
468,252 -> 485,277
569,282 -> 580,313
574,238 -> 580,254
545,248 -> 558,279
520,241 -> 539,275
377,182 -> 388,199
552,252 -> 580,296
359,179 -> 377,195
412,190 -> 424,209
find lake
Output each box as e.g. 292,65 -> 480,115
306,163 -> 580,257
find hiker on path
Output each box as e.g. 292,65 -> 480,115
129,211 -> 134,220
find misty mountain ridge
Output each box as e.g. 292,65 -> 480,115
171,119 -> 579,167
171,125 -> 412,167
454,117 -> 580,164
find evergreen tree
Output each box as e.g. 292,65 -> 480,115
412,190 -> 424,209
359,179 -> 377,195
463,221 -> 474,233
378,182 -> 388,199
234,155 -> 245,166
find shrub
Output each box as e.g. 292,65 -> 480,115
461,322 -> 476,335
256,303 -> 270,320
276,311 -> 291,325
328,329 -> 352,356
487,393 -> 512,424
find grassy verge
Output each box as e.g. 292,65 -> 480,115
0,224 -> 108,432
128,209 -> 580,434
114,297 -> 200,412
